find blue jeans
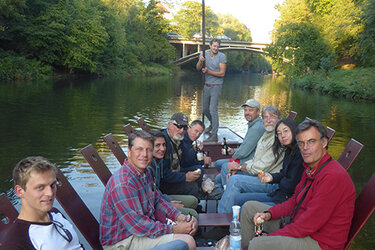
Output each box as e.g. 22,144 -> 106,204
220,162 -> 251,187
234,193 -> 275,207
214,158 -> 230,171
149,240 -> 188,250
218,175 -> 278,213
203,85 -> 222,135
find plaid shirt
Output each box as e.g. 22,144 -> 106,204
99,159 -> 181,246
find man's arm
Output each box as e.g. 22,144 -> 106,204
196,56 -> 205,70
154,187 -> 181,220
203,63 -> 226,77
268,172 -> 354,238
111,184 -> 173,238
232,122 -> 265,160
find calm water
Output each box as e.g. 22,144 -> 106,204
0,72 -> 374,248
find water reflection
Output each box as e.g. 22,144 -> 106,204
0,72 -> 373,248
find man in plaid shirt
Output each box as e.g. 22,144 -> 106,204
100,131 -> 197,250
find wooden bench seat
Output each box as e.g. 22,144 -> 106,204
287,110 -> 297,120
103,133 -> 126,165
338,138 -> 364,171
198,213 -> 232,227
137,117 -> 151,132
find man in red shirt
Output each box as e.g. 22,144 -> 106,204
240,119 -> 355,250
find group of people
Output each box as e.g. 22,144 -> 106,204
3,36 -> 356,250
3,111 -> 215,250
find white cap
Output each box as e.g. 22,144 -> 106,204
232,205 -> 241,218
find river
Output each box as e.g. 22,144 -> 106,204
0,71 -> 373,248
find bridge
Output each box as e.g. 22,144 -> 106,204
168,39 -> 268,66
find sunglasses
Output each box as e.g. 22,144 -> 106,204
52,220 -> 73,243
173,123 -> 188,130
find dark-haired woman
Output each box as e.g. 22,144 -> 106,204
218,118 -> 304,213
234,118 -> 304,207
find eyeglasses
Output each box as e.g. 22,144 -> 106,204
52,220 -> 73,243
173,123 -> 188,130
297,138 -> 319,148
276,130 -> 290,137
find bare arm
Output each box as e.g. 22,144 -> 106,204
203,63 -> 226,77
196,56 -> 205,70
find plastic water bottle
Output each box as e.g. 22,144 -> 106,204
229,214 -> 241,250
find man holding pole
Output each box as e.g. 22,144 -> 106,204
196,38 -> 227,142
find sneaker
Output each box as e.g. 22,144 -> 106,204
205,134 -> 218,142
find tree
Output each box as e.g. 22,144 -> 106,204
217,14 -> 251,41
266,22 -> 333,76
356,0 -> 375,66
173,1 -> 219,38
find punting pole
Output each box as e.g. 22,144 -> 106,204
201,0 -> 206,123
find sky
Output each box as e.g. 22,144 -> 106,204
190,0 -> 284,43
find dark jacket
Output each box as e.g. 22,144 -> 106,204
160,129 -> 186,183
268,148 -> 304,203
180,132 -> 204,169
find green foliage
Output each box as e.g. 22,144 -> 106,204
0,0 -> 178,77
173,1 -> 218,38
216,14 -> 251,41
266,22 -> 333,76
272,0 -> 366,69
320,57 -> 335,73
291,67 -> 375,100
313,0 -> 363,60
0,49 -> 52,80
356,0 -> 375,66
307,0 -> 338,15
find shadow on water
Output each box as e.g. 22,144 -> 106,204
0,72 -> 373,249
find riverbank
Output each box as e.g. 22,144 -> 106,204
290,67 -> 375,101
0,52 -> 178,81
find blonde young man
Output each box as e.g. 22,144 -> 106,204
3,156 -> 83,249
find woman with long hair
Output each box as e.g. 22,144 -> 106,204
232,118 -> 304,207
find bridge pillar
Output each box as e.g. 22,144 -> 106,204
183,43 -> 187,57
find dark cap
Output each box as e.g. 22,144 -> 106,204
171,112 -> 189,126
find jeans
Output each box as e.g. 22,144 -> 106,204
218,175 -> 278,213
234,193 -> 275,207
214,158 -> 230,171
203,84 -> 222,135
149,240 -> 189,250
220,161 -> 251,187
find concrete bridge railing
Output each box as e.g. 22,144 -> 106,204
168,39 -> 268,66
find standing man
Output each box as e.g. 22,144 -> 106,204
3,156 -> 83,249
196,38 -> 227,141
214,99 -> 265,172
240,119 -> 355,250
100,131 -> 196,250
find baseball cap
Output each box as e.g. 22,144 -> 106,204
241,99 -> 260,110
170,112 -> 189,126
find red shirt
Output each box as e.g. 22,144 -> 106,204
268,153 -> 355,250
